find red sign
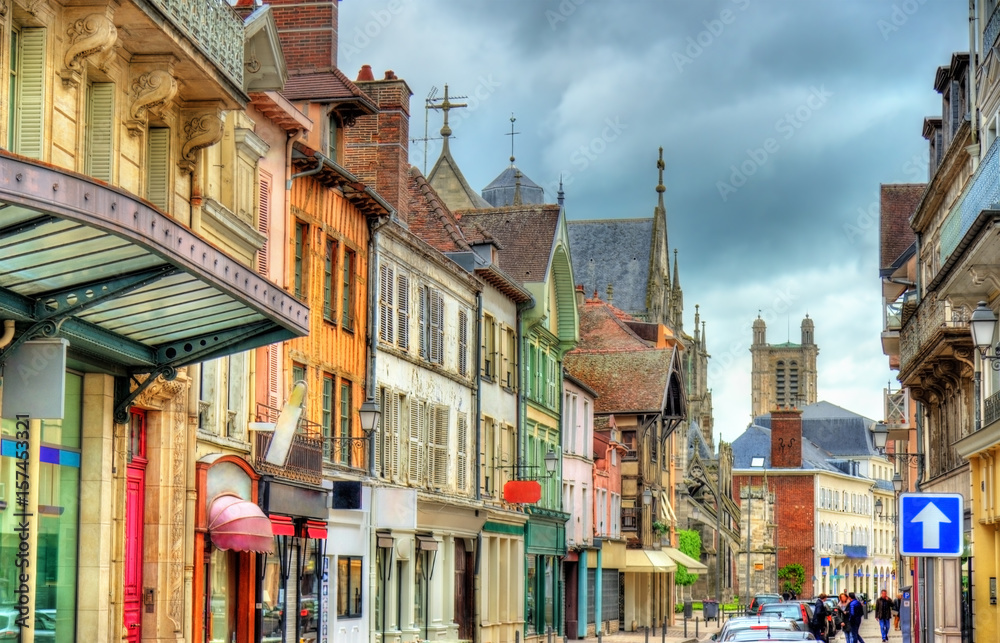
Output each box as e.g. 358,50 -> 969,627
503,480 -> 542,504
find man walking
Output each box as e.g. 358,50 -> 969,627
812,593 -> 830,642
875,589 -> 893,641
848,592 -> 866,643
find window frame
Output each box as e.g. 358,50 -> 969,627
336,556 -> 364,619
341,248 -> 356,330
324,237 -> 338,324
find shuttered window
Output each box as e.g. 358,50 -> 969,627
86,82 -> 115,182
265,345 -> 279,409
378,263 -> 394,343
396,273 -> 409,350
257,170 -> 271,275
11,28 -> 45,158
341,249 -> 355,330
324,238 -> 337,323
431,406 -> 449,489
458,309 -> 468,377
146,128 -> 170,212
457,414 -> 468,492
407,400 -> 425,485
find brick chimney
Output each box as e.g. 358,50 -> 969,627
344,69 -> 412,224
770,406 -> 803,468
267,0 -> 339,74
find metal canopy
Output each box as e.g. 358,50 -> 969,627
0,152 -> 309,372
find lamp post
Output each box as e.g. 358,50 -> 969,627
971,301 -> 1000,432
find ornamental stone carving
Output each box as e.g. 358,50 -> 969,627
127,70 -> 178,137
179,112 -> 224,173
61,13 -> 118,87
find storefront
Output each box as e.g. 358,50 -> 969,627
0,152 -> 309,641
524,511 -> 568,640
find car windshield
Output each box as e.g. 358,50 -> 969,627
729,631 -> 817,642
761,604 -> 804,618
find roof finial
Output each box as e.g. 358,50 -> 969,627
656,147 -> 666,194
557,174 -> 565,206
429,84 -> 468,152
506,113 -> 519,165
513,170 -> 523,206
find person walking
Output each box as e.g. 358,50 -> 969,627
875,589 -> 893,641
893,593 -> 902,631
812,593 -> 830,642
848,592 -> 867,643
839,593 -> 854,643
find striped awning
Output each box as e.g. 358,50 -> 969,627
0,152 -> 308,372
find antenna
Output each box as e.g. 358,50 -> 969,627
417,85 -> 469,175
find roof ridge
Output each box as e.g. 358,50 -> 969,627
409,166 -> 471,252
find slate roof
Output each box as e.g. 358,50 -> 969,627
731,424 -> 840,472
481,165 -> 545,207
879,183 -> 923,273
280,68 -> 378,113
455,205 -> 561,285
688,420 -> 713,461
407,167 -> 471,254
754,401 -> 879,458
567,218 -> 654,317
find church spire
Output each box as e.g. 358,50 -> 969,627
671,249 -> 683,331
557,175 -> 565,207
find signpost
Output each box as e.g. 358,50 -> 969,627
898,493 -> 963,558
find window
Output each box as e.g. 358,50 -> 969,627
337,556 -> 363,618
146,128 -> 170,212
292,362 -> 306,386
379,263 -> 394,343
458,309 -> 469,377
322,374 -> 335,462
430,405 -> 449,488
396,272 -> 409,350
8,27 -> 45,158
408,400 -> 426,485
338,380 -> 351,465
257,171 -> 272,275
341,248 -> 355,329
503,326 -> 517,389
483,314 -> 497,378
324,238 -> 337,323
294,221 -> 307,299
457,414 -> 468,492
420,286 -> 444,364
85,82 -> 115,182
327,112 -> 340,162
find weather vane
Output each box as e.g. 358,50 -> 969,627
506,113 -> 520,164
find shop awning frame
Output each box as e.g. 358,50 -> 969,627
0,152 -> 309,421
624,548 -> 677,573
662,546 -> 708,573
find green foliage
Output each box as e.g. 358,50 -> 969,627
675,529 -> 702,587
778,563 -> 806,596
652,520 -> 669,536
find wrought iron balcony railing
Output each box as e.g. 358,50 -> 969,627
940,137 -> 1000,263
147,0 -> 244,87
899,294 -> 970,371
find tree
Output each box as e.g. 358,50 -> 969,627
675,529 -> 702,590
778,563 -> 806,597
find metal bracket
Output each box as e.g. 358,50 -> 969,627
34,265 -> 179,320
113,365 -> 177,425
0,317 -> 64,368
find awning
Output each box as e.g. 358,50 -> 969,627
624,548 -> 676,573
302,520 -> 327,539
662,547 -> 708,573
208,494 -> 274,554
0,152 -> 308,372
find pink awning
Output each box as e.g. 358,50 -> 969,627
208,494 -> 274,554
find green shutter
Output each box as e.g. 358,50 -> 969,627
14,29 -> 45,159
146,128 -> 170,211
86,82 -> 115,182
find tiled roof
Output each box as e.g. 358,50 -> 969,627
754,401 -> 879,458
407,166 -> 470,253
731,424 -> 839,472
280,68 -> 378,113
574,297 -> 648,351
879,184 -> 923,271
455,205 -> 562,284
568,218 -> 654,318
563,349 -> 675,413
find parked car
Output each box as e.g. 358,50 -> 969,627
749,593 -> 784,614
0,608 -> 57,641
822,597 -> 844,638
759,601 -> 815,632
728,631 -> 817,642
712,615 -> 800,642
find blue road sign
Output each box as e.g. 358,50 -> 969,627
899,492 -> 963,557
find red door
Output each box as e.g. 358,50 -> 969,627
124,410 -> 147,642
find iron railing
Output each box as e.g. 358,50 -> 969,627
984,388 -> 1000,428
147,0 -> 244,87
899,295 -> 970,371
940,137 -> 1000,262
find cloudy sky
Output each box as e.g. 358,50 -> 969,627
338,0 -> 969,444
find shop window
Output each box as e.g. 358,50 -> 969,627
337,556 -> 363,618
299,540 -> 322,636
208,548 -> 235,642
525,556 -> 537,634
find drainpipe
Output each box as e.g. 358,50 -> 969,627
475,291 -> 483,501
184,362 -> 200,643
286,150 -> 323,190
969,0 -> 979,147
365,208 -> 392,477
0,320 -> 15,349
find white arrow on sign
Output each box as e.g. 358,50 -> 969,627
910,502 -> 951,549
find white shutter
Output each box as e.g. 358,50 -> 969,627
457,414 -> 468,492
375,386 -> 386,475
14,29 -> 45,159
431,290 -> 444,364
458,309 -> 468,377
396,273 -> 409,350
146,127 -> 170,212
432,406 -> 449,489
408,399 -> 423,485
86,82 -> 115,182
379,264 -> 394,344
266,344 -> 279,409
419,286 -> 428,359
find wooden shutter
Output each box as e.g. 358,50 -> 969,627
432,406 -> 449,488
257,170 -> 272,275
147,128 -> 171,212
458,309 -> 468,377
419,286 -> 428,359
266,344 -> 279,409
375,387 -> 385,475
430,290 -> 444,364
457,414 -> 468,492
408,399 -> 424,485
396,273 -> 409,350
378,263 -> 394,343
86,82 -> 115,182
14,29 -> 45,159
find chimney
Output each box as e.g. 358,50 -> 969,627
343,69 -> 412,224
576,284 -> 585,308
268,0 -> 339,75
770,406 -> 803,469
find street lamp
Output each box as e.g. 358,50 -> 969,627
892,472 -> 904,494
971,301 -> 1000,432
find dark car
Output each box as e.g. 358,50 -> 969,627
822,597 -> 844,638
760,601 -> 815,633
749,593 -> 783,614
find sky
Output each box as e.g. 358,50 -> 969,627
337,0 -> 970,445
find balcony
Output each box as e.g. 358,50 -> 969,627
146,0 -> 244,87
985,389 -> 1000,428
252,425 -> 323,486
898,293 -> 971,379
843,545 -> 868,559
940,137 -> 1000,263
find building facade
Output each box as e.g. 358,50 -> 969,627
750,316 -> 819,417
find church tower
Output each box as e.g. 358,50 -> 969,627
750,315 -> 819,418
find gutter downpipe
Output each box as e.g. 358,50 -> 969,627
0,320 -> 15,349
364,203 -> 392,477
473,290 -> 483,643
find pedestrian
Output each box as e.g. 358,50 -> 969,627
893,593 -> 902,631
848,592 -> 867,643
839,593 -> 853,643
812,593 -> 830,642
875,589 -> 893,641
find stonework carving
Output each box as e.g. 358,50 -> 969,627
167,391 -> 185,632
131,371 -> 187,410
179,112 -> 223,173
127,70 -> 178,137
61,13 -> 118,87
0,0 -> 8,19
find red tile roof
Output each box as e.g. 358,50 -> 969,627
456,205 -> 562,284
879,183 -> 924,270
407,167 -> 470,253
280,68 -> 377,114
